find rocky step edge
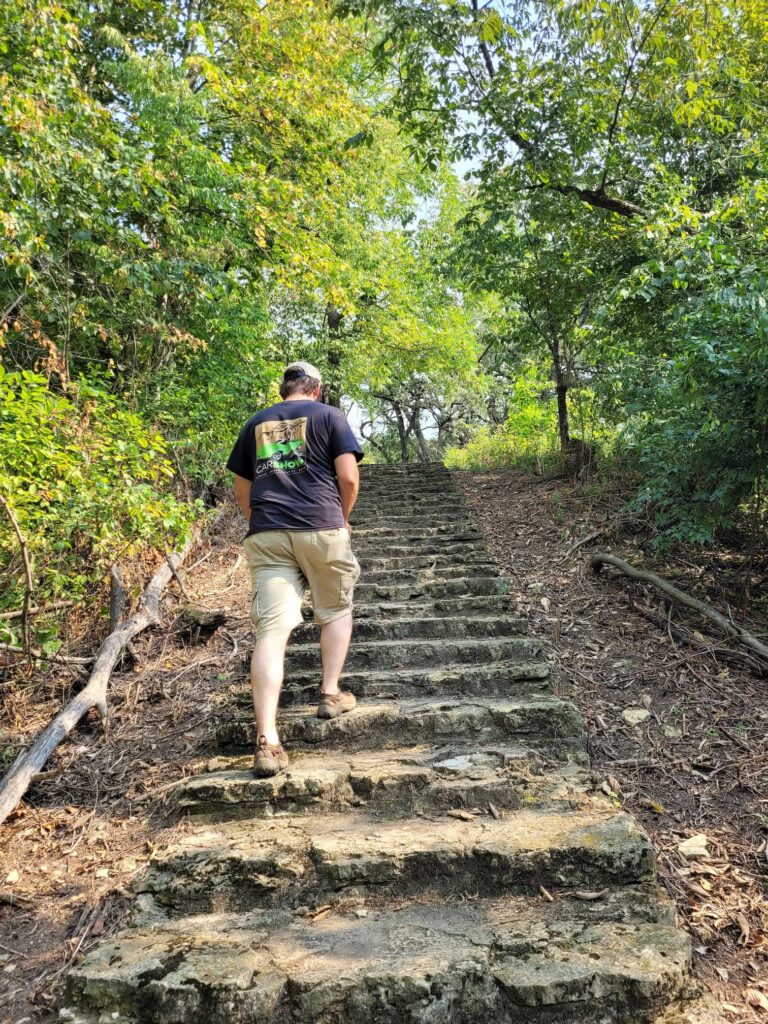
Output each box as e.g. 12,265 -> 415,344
63,887 -> 692,1024
351,594 -> 519,620
228,659 -> 552,708
290,614 -> 528,645
354,564 -> 504,587
352,525 -> 481,540
173,743 -> 593,819
349,511 -> 475,528
131,802 -> 656,917
353,575 -> 514,601
283,635 -> 542,673
214,696 -> 580,753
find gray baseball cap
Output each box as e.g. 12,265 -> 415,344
283,361 -> 323,384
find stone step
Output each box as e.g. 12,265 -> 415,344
237,659 -> 551,707
349,511 -> 473,528
354,541 -> 487,559
131,807 -> 656,916
357,552 -> 493,571
284,635 -> 541,673
352,525 -> 481,541
175,746 -> 590,819
354,595 -> 516,619
216,695 -> 580,752
354,575 -> 512,602
358,564 -> 502,585
358,480 -> 455,495
360,461 -> 448,474
354,529 -> 481,543
354,499 -> 469,517
355,485 -> 465,500
291,614 -> 526,646
64,888 -> 691,1024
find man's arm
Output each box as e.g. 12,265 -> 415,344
335,452 -> 359,533
233,474 -> 252,521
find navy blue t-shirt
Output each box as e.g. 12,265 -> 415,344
226,399 -> 363,536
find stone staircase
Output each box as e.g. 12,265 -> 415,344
62,463 -> 692,1024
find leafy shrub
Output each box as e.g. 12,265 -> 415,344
0,366 -> 200,643
445,364 -> 558,470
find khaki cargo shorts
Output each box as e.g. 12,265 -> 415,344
243,528 -> 361,639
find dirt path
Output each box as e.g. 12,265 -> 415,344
453,469 -> 768,1023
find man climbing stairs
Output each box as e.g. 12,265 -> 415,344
61,463 -> 692,1023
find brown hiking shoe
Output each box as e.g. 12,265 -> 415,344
253,736 -> 289,777
317,690 -> 357,720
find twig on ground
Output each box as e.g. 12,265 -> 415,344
0,888 -> 33,907
166,553 -> 193,602
560,528 -> 606,561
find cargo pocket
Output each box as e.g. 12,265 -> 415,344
250,581 -> 260,628
339,550 -> 361,606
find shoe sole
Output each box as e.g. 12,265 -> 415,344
316,705 -> 355,720
252,762 -> 284,778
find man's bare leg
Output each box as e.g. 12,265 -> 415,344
319,612 -> 353,695
251,632 -> 290,744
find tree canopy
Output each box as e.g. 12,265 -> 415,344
2,0 -> 767,646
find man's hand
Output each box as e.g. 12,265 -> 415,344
344,520 -> 353,537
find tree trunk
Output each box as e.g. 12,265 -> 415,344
392,401 -> 409,462
555,382 -> 570,451
411,409 -> 431,463
326,303 -> 343,408
548,337 -> 571,452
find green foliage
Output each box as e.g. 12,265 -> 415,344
0,367 -> 200,640
445,365 -> 559,471
346,0 -> 768,545
0,0 -> 488,630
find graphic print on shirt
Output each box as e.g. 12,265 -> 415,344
254,417 -> 308,476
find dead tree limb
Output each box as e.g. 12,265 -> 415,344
0,532 -> 198,825
0,641 -> 93,666
0,492 -> 34,654
590,552 -> 768,666
2,600 -> 74,620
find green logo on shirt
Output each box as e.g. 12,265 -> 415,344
255,417 -> 307,474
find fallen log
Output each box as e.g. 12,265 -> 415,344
0,533 -> 198,826
590,552 -> 768,667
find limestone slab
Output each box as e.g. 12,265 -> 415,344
64,893 -> 691,1024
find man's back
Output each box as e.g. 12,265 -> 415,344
227,398 -> 362,534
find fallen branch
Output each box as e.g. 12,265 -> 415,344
560,528 -> 605,562
590,552 -> 768,667
0,532 -> 198,826
630,596 -> 764,672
